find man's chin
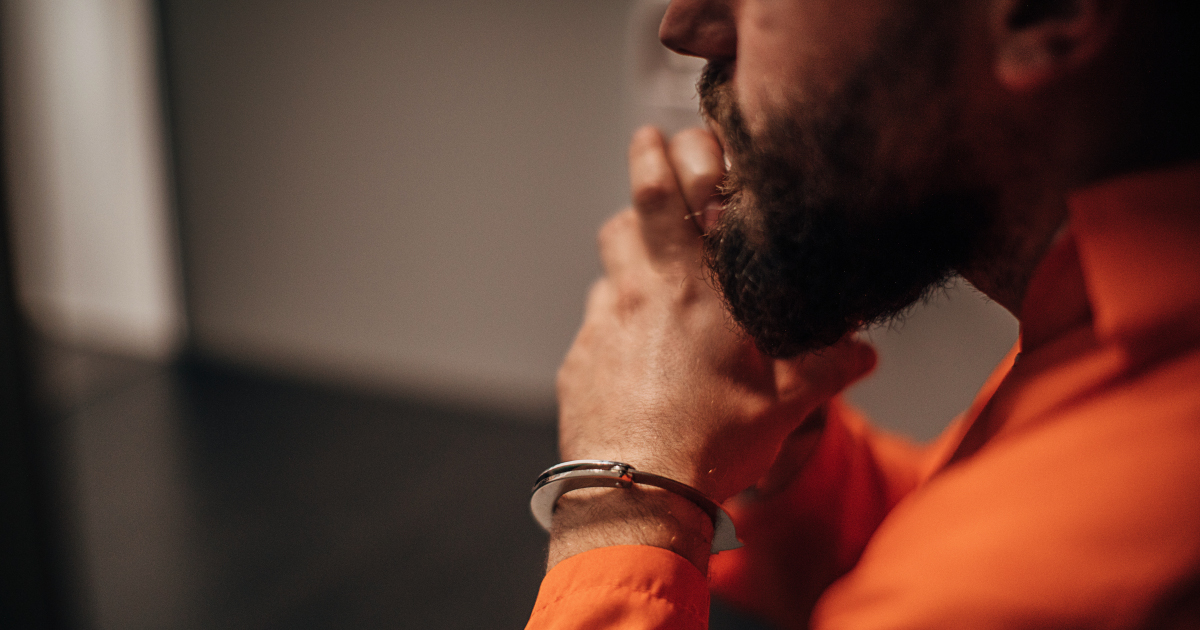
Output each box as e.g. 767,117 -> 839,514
696,6 -> 987,357
703,184 -> 977,358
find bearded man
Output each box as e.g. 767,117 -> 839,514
527,0 -> 1200,627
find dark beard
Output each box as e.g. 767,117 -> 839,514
699,5 -> 993,358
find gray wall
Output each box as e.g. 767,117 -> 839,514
850,279 -> 1017,442
165,0 -> 1018,439
166,0 -> 635,413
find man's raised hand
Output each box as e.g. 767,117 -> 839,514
547,126 -> 875,570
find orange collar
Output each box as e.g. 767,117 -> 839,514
1020,162 -> 1200,355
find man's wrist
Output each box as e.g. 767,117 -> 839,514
547,486 -> 714,573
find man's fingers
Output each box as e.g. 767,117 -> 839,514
597,209 -> 652,280
629,126 -> 699,260
582,277 -> 617,322
667,128 -> 726,231
774,337 -> 878,403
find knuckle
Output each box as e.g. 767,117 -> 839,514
615,284 -> 647,316
669,126 -> 711,151
584,279 -> 610,311
586,278 -> 606,300
631,125 -> 661,148
597,210 -> 635,248
632,177 -> 676,212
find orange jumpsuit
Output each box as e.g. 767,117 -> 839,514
527,164 -> 1200,629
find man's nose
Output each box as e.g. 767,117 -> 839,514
659,0 -> 736,60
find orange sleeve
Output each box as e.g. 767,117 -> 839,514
710,349 -> 1015,627
522,403 -> 941,630
525,546 -> 709,630
808,349 -> 1200,628
707,399 -> 931,626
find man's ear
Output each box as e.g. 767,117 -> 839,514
991,0 -> 1123,92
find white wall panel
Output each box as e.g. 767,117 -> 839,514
2,0 -> 184,359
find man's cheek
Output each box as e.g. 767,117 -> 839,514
734,41 -> 793,136
735,0 -> 890,136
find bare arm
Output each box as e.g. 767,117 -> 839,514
547,126 -> 876,572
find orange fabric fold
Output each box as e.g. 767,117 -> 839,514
527,546 -> 710,630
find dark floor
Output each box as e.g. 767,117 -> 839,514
28,344 -> 775,629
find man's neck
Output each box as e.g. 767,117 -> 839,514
958,185 -> 1071,321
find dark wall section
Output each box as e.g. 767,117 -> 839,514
0,48 -> 64,630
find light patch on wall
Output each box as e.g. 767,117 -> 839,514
2,0 -> 184,360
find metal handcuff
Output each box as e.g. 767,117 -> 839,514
530,459 -> 742,554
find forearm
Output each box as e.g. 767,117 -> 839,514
547,486 -> 714,574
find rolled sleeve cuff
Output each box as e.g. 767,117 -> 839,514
526,545 -> 710,630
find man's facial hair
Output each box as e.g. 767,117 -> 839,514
698,7 -> 994,358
